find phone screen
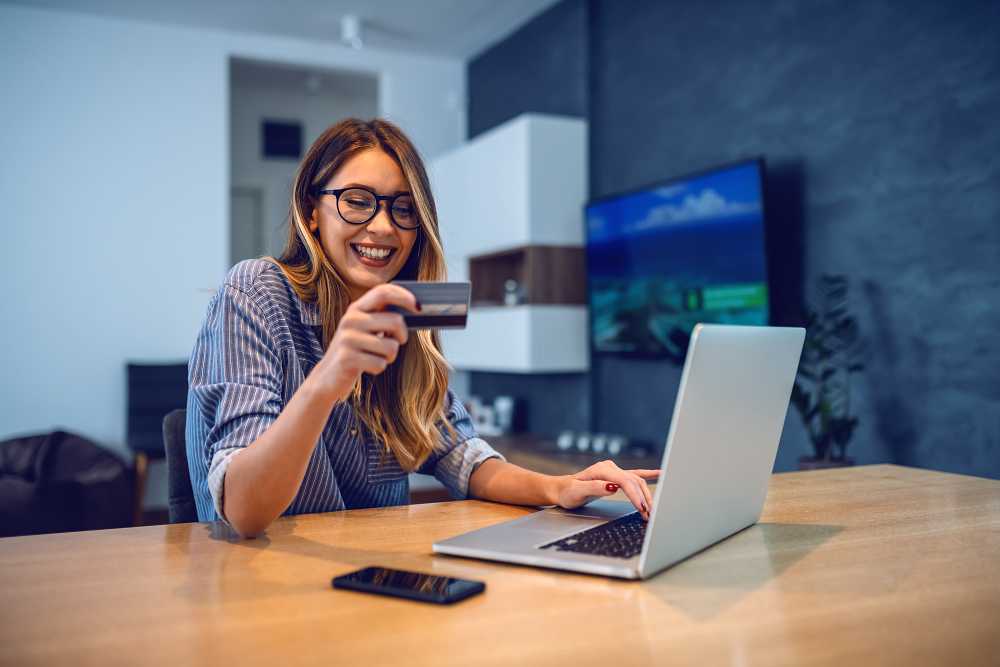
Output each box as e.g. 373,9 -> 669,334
331,566 -> 485,605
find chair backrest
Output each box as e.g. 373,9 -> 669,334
127,362 -> 188,457
162,409 -> 197,524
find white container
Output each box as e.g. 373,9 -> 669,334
441,305 -> 588,373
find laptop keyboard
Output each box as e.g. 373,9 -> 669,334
539,512 -> 647,559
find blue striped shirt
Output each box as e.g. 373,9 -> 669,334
185,259 -> 503,523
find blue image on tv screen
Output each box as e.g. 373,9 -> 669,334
586,160 -> 769,357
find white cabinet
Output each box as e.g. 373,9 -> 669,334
429,114 -> 589,372
441,305 -> 589,373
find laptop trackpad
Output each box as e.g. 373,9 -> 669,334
513,501 -> 635,544
553,499 -> 635,520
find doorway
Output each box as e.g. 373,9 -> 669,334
228,58 -> 379,267
230,186 -> 264,264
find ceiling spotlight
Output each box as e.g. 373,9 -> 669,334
340,14 -> 363,50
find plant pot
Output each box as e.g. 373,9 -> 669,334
798,456 -> 855,471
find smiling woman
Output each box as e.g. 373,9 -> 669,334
185,118 -> 658,538
308,153 -> 421,300
270,119 -> 454,476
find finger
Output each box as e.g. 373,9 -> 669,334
597,467 -> 649,518
618,471 -> 652,508
619,471 -> 652,508
628,469 -> 661,479
354,283 -> 419,314
606,473 -> 646,518
357,312 -> 408,345
636,475 -> 653,516
344,330 -> 401,364
352,350 -> 389,376
623,479 -> 649,519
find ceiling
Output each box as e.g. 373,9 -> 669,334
2,0 -> 562,59
230,57 -> 380,97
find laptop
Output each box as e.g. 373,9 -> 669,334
434,324 -> 805,579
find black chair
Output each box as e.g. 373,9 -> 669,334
126,362 -> 188,525
162,409 -> 197,523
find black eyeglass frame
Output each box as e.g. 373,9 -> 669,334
313,186 -> 420,231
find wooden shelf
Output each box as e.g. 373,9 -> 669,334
469,245 -> 586,306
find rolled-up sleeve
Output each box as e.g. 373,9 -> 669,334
188,285 -> 284,521
417,389 -> 505,499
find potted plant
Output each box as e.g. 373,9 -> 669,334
791,275 -> 865,470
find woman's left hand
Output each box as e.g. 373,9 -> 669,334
552,460 -> 660,520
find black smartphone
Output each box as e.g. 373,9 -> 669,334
331,566 -> 485,605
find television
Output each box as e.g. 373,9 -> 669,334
586,158 -> 769,359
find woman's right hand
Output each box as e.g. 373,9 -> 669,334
310,283 -> 419,404
553,460 -> 659,520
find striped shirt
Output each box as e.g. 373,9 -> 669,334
185,258 -> 503,524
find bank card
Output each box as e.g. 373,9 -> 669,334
389,281 -> 470,329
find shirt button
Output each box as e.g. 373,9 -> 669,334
350,427 -> 358,436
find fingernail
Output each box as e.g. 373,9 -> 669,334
605,483 -> 619,492
641,502 -> 648,513
415,299 -> 422,311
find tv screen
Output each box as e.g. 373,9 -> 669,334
586,159 -> 769,358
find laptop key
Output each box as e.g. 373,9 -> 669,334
539,512 -> 647,559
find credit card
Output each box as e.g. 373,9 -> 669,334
389,281 -> 470,329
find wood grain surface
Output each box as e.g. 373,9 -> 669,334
1,465 -> 998,666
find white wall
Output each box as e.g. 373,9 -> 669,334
0,4 -> 466,500
230,69 -> 378,258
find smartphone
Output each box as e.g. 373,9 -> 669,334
389,281 -> 470,329
331,566 -> 485,605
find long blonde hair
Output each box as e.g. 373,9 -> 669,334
270,118 -> 453,471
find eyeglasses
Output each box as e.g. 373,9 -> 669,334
314,186 -> 420,230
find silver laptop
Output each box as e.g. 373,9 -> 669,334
434,324 -> 805,579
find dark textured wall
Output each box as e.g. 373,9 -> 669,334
468,372 -> 590,435
467,0 -> 588,138
467,0 -> 1000,478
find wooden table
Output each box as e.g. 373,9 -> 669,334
1,465 -> 998,666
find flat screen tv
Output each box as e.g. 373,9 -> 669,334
586,158 -> 769,359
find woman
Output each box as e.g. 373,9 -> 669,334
186,118 -> 657,538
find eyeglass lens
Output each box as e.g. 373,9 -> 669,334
338,188 -> 417,228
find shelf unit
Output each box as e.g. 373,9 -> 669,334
468,245 -> 586,306
429,114 -> 589,373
